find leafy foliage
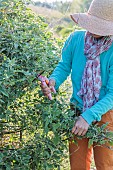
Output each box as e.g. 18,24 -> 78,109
0,0 -> 62,169
0,0 -> 60,119
0,0 -> 113,170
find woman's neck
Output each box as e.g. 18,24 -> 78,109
91,34 -> 103,39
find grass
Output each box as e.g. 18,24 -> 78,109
28,5 -> 63,20
28,4 -> 74,30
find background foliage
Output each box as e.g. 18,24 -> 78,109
31,0 -> 92,37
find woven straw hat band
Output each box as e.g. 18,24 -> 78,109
88,0 -> 113,21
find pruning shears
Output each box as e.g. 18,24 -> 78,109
37,71 -> 56,100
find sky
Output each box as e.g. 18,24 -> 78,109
33,0 -> 72,3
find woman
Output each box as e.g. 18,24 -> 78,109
41,0 -> 113,169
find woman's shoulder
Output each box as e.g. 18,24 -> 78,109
65,30 -> 85,48
71,30 -> 86,39
63,30 -> 86,50
67,30 -> 86,44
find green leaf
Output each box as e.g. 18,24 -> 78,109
53,134 -> 60,145
0,86 -> 9,97
88,139 -> 94,148
101,123 -> 109,130
0,99 -> 5,103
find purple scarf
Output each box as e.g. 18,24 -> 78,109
77,31 -> 112,112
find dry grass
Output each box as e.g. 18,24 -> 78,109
28,5 -> 63,20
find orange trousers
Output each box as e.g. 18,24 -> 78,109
69,110 -> 113,170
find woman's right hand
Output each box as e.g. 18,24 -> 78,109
40,79 -> 56,97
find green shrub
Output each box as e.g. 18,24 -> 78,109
0,1 -> 113,170
0,0 -> 64,169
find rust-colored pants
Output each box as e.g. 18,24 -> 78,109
69,110 -> 113,170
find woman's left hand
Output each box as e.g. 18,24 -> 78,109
72,116 -> 89,136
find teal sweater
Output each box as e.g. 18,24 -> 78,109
49,30 -> 113,125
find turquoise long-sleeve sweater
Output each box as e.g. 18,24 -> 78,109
49,30 -> 113,125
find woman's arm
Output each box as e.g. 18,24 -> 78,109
49,33 -> 74,89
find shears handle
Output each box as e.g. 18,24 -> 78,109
38,75 -> 56,100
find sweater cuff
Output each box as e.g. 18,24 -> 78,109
81,109 -> 97,125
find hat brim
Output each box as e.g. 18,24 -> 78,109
71,13 -> 113,36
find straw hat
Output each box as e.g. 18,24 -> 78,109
70,0 -> 113,36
